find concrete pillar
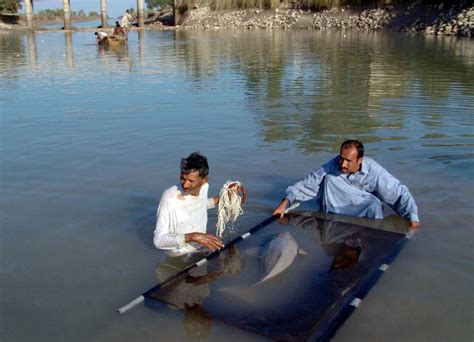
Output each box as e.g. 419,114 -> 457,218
136,0 -> 145,27
62,0 -> 72,30
100,0 -> 108,28
24,0 -> 34,29
173,0 -> 179,26
173,0 -> 188,26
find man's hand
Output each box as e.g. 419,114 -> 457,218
213,182 -> 247,206
409,221 -> 420,230
273,198 -> 289,218
186,232 -> 224,251
228,182 -> 247,205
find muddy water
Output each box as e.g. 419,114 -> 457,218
1,29 -> 473,341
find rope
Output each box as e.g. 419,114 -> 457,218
216,180 -> 244,238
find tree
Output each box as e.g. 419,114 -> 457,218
0,0 -> 21,14
145,0 -> 173,10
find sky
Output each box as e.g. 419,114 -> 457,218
23,0 -> 140,18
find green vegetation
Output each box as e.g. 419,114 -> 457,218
34,8 -> 101,20
0,0 -> 21,14
145,0 -> 174,9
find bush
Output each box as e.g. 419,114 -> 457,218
0,0 -> 21,14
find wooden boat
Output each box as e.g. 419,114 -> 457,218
102,35 -> 127,46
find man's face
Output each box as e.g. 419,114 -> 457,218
339,147 -> 362,174
180,171 -> 207,196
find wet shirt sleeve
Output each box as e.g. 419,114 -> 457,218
153,197 -> 186,250
207,197 -> 216,209
371,161 -> 419,222
285,157 -> 337,205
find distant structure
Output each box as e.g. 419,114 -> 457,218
21,0 -> 145,30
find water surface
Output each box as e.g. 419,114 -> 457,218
1,29 -> 473,341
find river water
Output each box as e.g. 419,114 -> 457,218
1,29 -> 473,341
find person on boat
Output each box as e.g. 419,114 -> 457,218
94,31 -> 108,45
113,21 -> 126,36
154,152 -> 246,255
120,9 -> 133,29
273,140 -> 420,230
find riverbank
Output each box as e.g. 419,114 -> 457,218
179,3 -> 473,37
1,3 -> 473,37
0,16 -> 102,32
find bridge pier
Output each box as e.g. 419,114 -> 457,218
137,0 -> 144,27
173,0 -> 184,26
24,0 -> 34,29
100,0 -> 108,28
62,0 -> 72,30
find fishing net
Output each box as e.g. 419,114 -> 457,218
145,213 -> 409,341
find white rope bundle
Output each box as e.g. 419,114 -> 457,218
216,180 -> 244,238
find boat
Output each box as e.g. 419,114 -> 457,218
101,35 -> 127,46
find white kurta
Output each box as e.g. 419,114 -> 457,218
154,183 -> 215,255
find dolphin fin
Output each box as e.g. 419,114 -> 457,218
298,248 -> 308,256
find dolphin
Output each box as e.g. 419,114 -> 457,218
217,232 -> 307,301
254,232 -> 307,286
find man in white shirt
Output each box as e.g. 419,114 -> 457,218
154,152 -> 226,255
95,31 -> 108,44
120,9 -> 133,29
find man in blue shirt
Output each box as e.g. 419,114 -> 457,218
273,140 -> 420,229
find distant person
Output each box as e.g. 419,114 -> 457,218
120,9 -> 133,29
94,31 -> 108,44
113,21 -> 126,36
273,140 -> 420,229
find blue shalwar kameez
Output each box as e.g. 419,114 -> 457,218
285,156 -> 419,222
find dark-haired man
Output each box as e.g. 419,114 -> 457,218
154,152 -> 244,255
113,21 -> 126,36
273,140 -> 420,229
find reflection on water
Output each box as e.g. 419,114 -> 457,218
167,30 -> 473,156
26,32 -> 38,70
97,43 -> 129,62
0,29 -> 473,341
64,32 -> 74,68
138,29 -> 145,63
152,245 -> 243,340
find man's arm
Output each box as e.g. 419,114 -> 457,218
373,164 -> 420,229
154,199 -> 224,251
153,199 -> 185,250
273,158 -> 335,217
185,232 -> 224,251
